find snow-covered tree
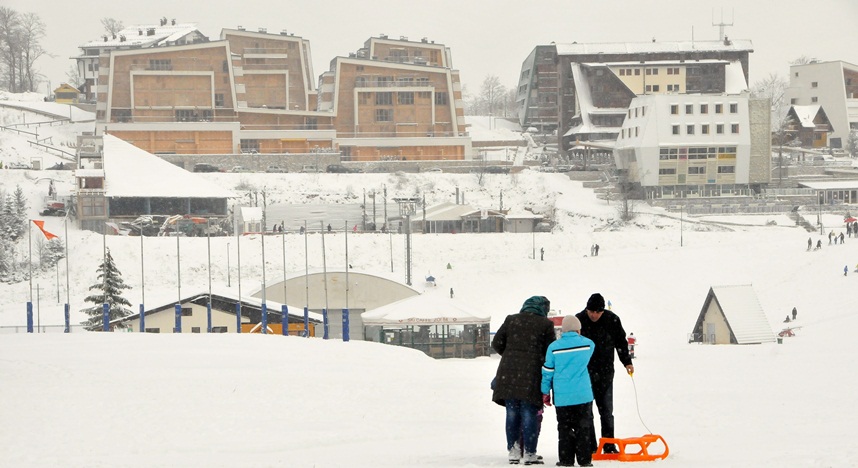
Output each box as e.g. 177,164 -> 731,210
0,194 -> 20,241
100,18 -> 124,36
13,185 -> 26,239
37,237 -> 64,269
846,130 -> 858,159
80,248 -> 133,330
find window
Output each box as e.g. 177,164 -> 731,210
731,123 -> 740,134
685,104 -> 693,114
181,308 -> 192,316
667,68 -> 674,75
175,109 -> 196,122
375,109 -> 392,121
686,125 -> 695,135
144,328 -> 160,333
240,139 -> 260,153
672,125 -> 680,135
688,166 -> 706,174
80,196 -> 106,216
634,69 -> 640,75
398,92 -> 414,105
716,124 -> 724,134
619,69 -> 625,76
435,92 -> 448,105
790,98 -> 797,104
701,124 -> 710,135
215,93 -> 225,108
729,103 -> 738,113
375,92 -> 392,105
718,166 -> 735,173
715,103 -> 723,114
652,85 -> 660,92
659,168 -> 676,175
811,97 -> 818,103
646,68 -> 651,75
700,104 -> 708,114
211,326 -> 228,333
222,60 -> 229,72
149,59 -> 172,70
635,127 -> 639,137
192,327 -> 201,333
812,82 -> 818,88
645,85 -> 652,92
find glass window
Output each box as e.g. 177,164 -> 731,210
731,123 -> 739,134
375,92 -> 392,106
700,104 -> 708,114
672,125 -> 680,135
398,92 -> 414,105
716,124 -> 724,134
715,103 -> 723,114
729,103 -> 738,113
687,125 -> 695,135
375,109 -> 392,121
701,124 -> 709,134
435,92 -> 448,105
685,104 -> 693,114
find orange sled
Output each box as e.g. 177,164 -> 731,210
592,434 -> 669,462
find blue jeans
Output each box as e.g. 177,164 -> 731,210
505,399 -> 541,454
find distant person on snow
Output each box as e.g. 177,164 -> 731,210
816,240 -> 822,250
807,237 -> 812,251
792,307 -> 797,321
845,265 -> 849,276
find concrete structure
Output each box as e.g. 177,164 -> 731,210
785,60 -> 858,148
689,285 -> 776,345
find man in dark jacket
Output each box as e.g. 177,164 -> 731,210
575,293 -> 633,455
492,296 -> 556,465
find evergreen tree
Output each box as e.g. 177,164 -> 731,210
0,237 -> 14,283
0,195 -> 18,241
13,185 -> 27,239
80,248 -> 132,330
847,130 -> 858,159
37,237 -> 64,269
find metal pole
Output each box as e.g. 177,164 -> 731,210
304,220 -> 309,337
282,232 -> 288,336
64,218 -> 70,307
321,221 -> 329,339
405,213 -> 412,286
389,231 -> 393,272
227,242 -> 231,287
261,229 -> 267,334
207,220 -> 212,333
140,233 -> 145,308
176,232 -> 181,304
236,231 -> 242,333
680,203 -> 684,247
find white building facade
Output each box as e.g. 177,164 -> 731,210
786,60 -> 858,149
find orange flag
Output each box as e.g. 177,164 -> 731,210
32,220 -> 58,240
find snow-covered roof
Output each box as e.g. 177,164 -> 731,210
709,285 -> 775,344
790,105 -> 822,128
798,180 -> 858,190
80,23 -> 201,49
239,206 -> 263,221
362,293 -> 490,325
423,202 -> 480,221
724,61 -> 749,93
555,39 -> 753,56
74,169 -> 104,178
101,134 -> 234,198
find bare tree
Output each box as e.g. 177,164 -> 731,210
100,18 -> 124,36
750,73 -> 789,126
0,6 -> 21,92
773,114 -> 798,186
65,65 -> 81,87
791,55 -> 815,65
479,75 -> 506,117
17,12 -> 46,92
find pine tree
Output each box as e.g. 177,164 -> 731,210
80,248 -> 133,330
13,185 -> 27,240
847,130 -> 858,159
0,195 -> 18,241
38,237 -> 65,269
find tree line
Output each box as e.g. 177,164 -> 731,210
0,6 -> 47,93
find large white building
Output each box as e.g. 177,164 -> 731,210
614,93 -> 771,198
786,60 -> 858,148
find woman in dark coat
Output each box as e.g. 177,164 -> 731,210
492,296 -> 556,464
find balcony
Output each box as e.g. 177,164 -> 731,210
354,80 -> 435,88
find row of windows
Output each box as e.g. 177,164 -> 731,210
671,123 -> 740,135
670,102 -> 738,115
659,146 -> 737,159
617,67 -> 682,76
372,91 -> 447,106
627,106 -> 647,119
659,166 -> 735,175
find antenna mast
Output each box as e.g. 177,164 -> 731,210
712,8 -> 734,41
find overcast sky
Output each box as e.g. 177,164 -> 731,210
8,0 -> 858,97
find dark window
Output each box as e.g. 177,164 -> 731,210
685,104 -> 693,114
435,92 -> 449,105
672,125 -> 680,135
716,124 -> 724,134
375,92 -> 392,105
398,92 -> 414,105
149,59 -> 172,71
686,125 -> 695,135
144,328 -> 160,333
731,123 -> 740,134
240,140 -> 260,153
701,124 -> 710,134
211,326 -> 228,333
181,308 -> 192,317
375,109 -> 392,121
670,104 -> 678,115
729,103 -> 738,113
191,327 -> 201,333
215,94 -> 225,107
700,104 -> 708,114
715,103 -> 723,114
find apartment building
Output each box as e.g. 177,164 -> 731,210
317,35 -> 471,161
73,18 -> 206,102
95,27 -> 336,157
516,39 -> 753,152
785,60 -> 858,148
614,94 -> 771,198
91,29 -> 470,162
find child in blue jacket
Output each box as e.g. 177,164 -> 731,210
541,316 -> 596,467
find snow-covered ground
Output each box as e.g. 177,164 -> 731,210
2,98 -> 857,467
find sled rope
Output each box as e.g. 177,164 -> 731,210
629,373 -> 653,435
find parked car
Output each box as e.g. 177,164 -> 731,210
230,165 -> 252,173
193,163 -> 220,173
301,165 -> 321,173
6,162 -> 32,170
424,167 -> 443,173
265,165 -> 287,173
485,165 -> 510,174
326,164 -> 360,173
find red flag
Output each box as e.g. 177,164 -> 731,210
32,220 -> 58,240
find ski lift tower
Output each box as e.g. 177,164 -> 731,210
394,197 -> 421,286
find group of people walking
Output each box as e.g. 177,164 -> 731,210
491,293 -> 633,466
